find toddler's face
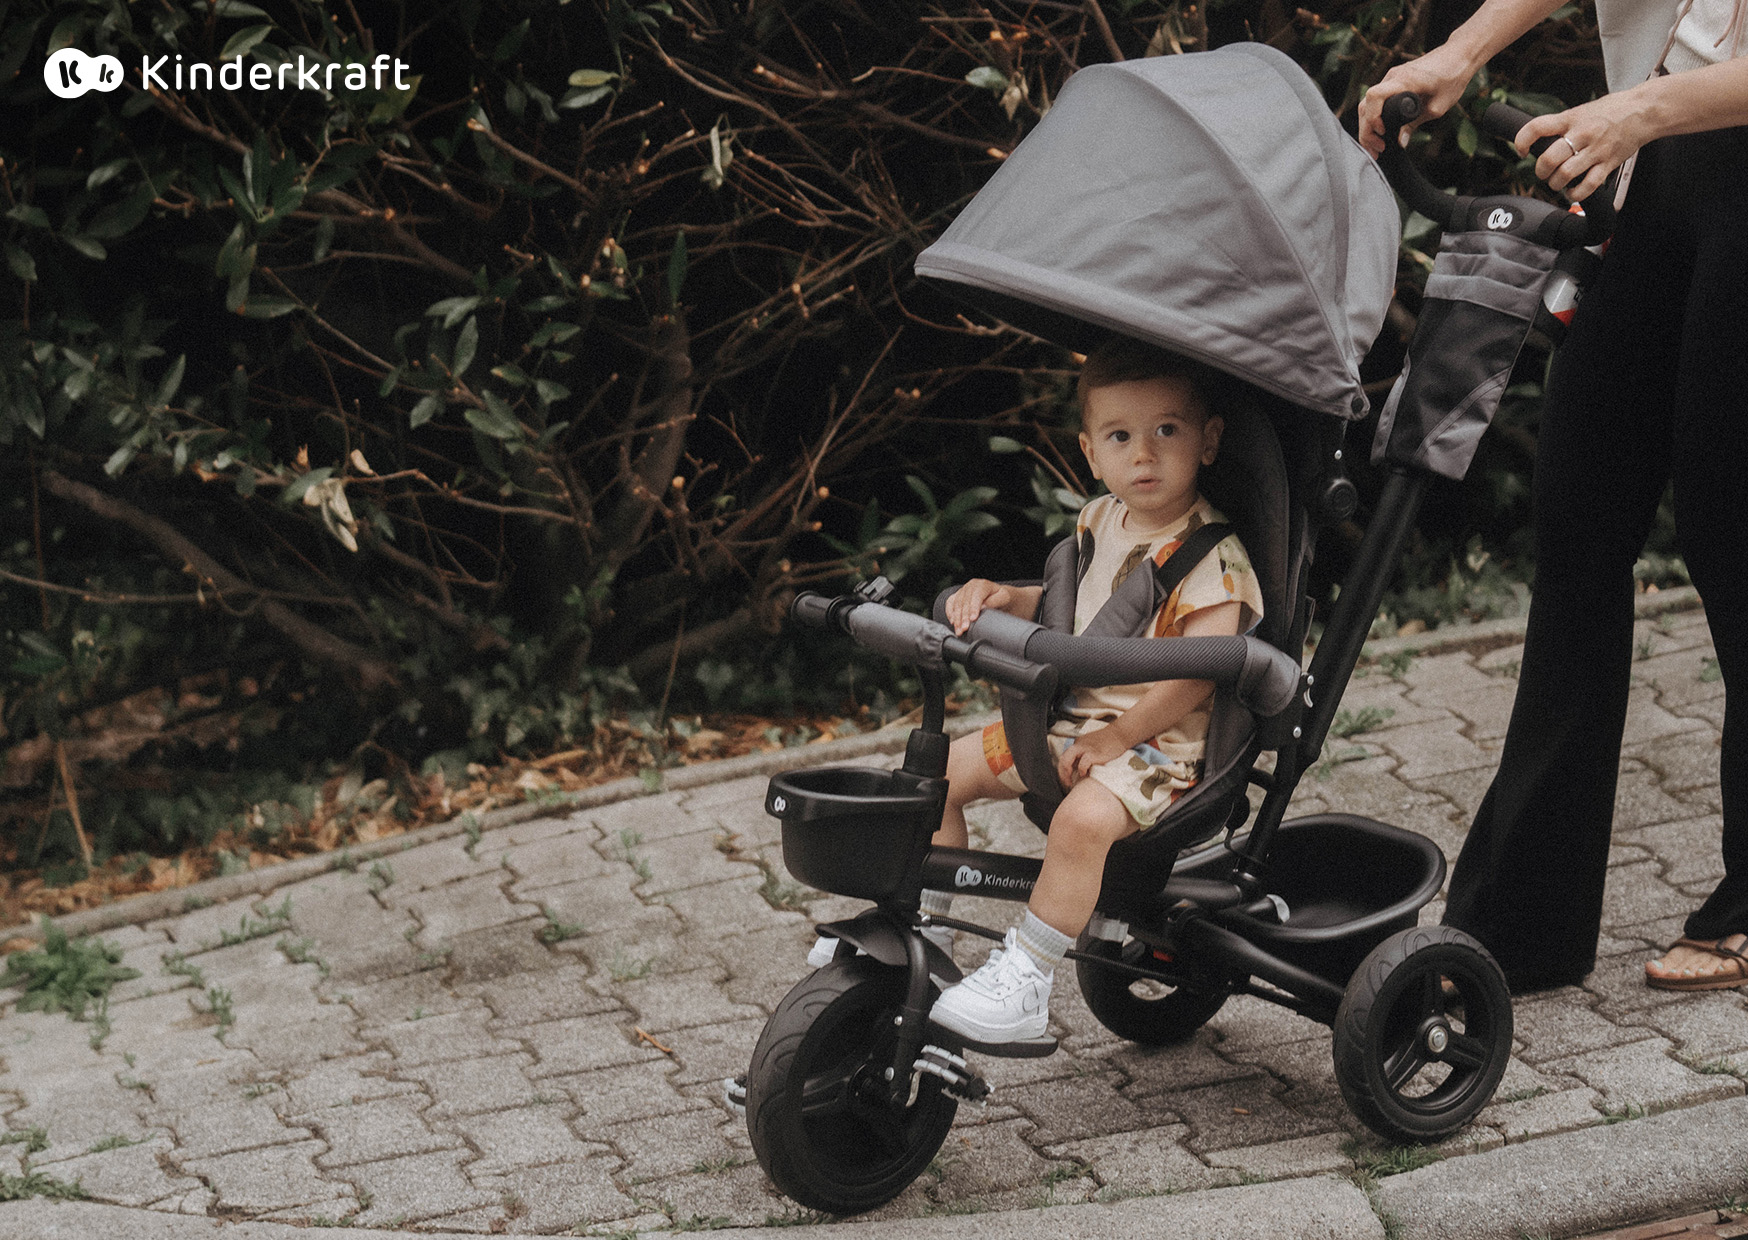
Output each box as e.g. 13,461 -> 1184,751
1078,376 -> 1222,529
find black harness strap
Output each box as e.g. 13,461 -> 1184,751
1007,520 -> 1235,826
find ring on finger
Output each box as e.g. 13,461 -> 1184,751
1556,135 -> 1580,159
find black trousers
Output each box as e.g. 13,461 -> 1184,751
1442,126 -> 1748,990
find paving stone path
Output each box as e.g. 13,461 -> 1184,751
1,606 -> 1743,1235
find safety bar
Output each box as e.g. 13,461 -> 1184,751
791,593 -> 1303,719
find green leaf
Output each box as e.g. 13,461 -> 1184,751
560,85 -> 614,109
312,214 -> 335,263
494,18 -> 530,63
207,1 -> 271,17
86,159 -> 129,192
988,436 -> 1023,454
529,321 -> 580,347
281,466 -> 333,506
1457,115 -> 1480,158
465,392 -> 523,440
85,185 -> 155,240
453,315 -> 479,378
220,23 -> 273,61
534,379 -> 569,405
62,234 -> 106,261
5,243 -> 36,282
425,295 -> 480,329
666,229 -> 687,306
6,205 -> 49,230
155,355 -> 186,408
409,394 -> 442,428
47,15 -> 84,53
965,66 -> 1007,92
568,68 -> 620,87
240,297 -> 298,319
490,363 -> 530,387
13,386 -> 46,438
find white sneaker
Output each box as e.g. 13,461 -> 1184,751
928,928 -> 1053,1046
807,924 -> 956,969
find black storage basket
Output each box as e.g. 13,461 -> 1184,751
766,766 -> 946,902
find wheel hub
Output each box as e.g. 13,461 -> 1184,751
1423,1022 -> 1449,1055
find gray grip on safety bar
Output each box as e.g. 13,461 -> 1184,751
1020,630 -> 1302,719
843,602 -> 949,668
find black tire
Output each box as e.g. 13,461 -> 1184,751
1332,925 -> 1513,1143
745,956 -> 957,1215
1075,934 -> 1231,1046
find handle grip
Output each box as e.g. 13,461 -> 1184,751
1480,102 -> 1617,245
1375,94 -> 1461,229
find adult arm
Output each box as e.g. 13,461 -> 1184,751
1356,0 -> 1570,155
1522,58 -> 1748,200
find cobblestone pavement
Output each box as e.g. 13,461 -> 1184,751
1,606 -> 1743,1236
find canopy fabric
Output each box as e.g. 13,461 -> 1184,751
915,43 -> 1399,420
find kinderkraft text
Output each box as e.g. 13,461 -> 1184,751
140,53 -> 412,93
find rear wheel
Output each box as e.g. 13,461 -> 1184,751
746,957 -> 957,1215
1075,934 -> 1230,1046
1332,925 -> 1513,1143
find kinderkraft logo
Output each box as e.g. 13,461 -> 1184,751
44,48 -> 122,98
953,864 -> 1030,892
46,45 -> 412,100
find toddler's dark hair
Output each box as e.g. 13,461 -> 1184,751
1075,336 -> 1229,422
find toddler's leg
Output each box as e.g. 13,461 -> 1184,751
1028,779 -> 1141,941
929,780 -> 1136,1048
936,727 -> 1016,850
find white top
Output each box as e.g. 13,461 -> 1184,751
1666,0 -> 1748,74
1597,0 -> 1747,91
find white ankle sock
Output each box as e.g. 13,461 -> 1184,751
920,889 -> 954,917
1014,910 -> 1072,975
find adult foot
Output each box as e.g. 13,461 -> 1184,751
1645,933 -> 1748,991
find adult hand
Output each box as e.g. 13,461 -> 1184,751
1057,727 -> 1131,788
1357,44 -> 1477,157
1515,94 -> 1646,202
944,578 -> 1012,635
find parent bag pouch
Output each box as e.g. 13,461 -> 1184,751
1371,229 -> 1558,480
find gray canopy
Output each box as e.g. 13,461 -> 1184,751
915,43 -> 1399,420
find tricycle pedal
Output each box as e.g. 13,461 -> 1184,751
914,1045 -> 991,1106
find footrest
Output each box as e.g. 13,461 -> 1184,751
914,1045 -> 991,1106
947,1030 -> 1059,1059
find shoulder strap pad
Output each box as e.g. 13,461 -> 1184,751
1081,522 -> 1234,640
1034,531 -> 1084,634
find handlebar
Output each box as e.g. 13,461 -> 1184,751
1374,94 -> 1614,248
1479,102 -> 1616,244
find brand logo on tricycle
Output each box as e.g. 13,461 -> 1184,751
1486,208 -> 1515,231
771,795 -> 787,814
954,865 -> 982,888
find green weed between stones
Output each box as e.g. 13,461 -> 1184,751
277,935 -> 331,977
86,1133 -> 147,1153
0,1168 -> 87,1202
1331,706 -> 1396,738
214,896 -> 293,946
538,907 -> 586,944
200,985 -> 236,1041
0,920 -> 141,1021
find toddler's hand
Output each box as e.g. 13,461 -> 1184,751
1057,728 -> 1131,788
945,578 -> 1012,635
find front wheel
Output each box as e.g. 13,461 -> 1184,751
1075,934 -> 1231,1046
745,957 -> 957,1215
1332,925 -> 1513,1143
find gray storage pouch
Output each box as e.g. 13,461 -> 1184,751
1371,230 -> 1558,481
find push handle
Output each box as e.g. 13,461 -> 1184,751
1480,102 -> 1617,245
1376,94 -> 1461,230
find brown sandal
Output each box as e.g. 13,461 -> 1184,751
1645,936 -> 1748,992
